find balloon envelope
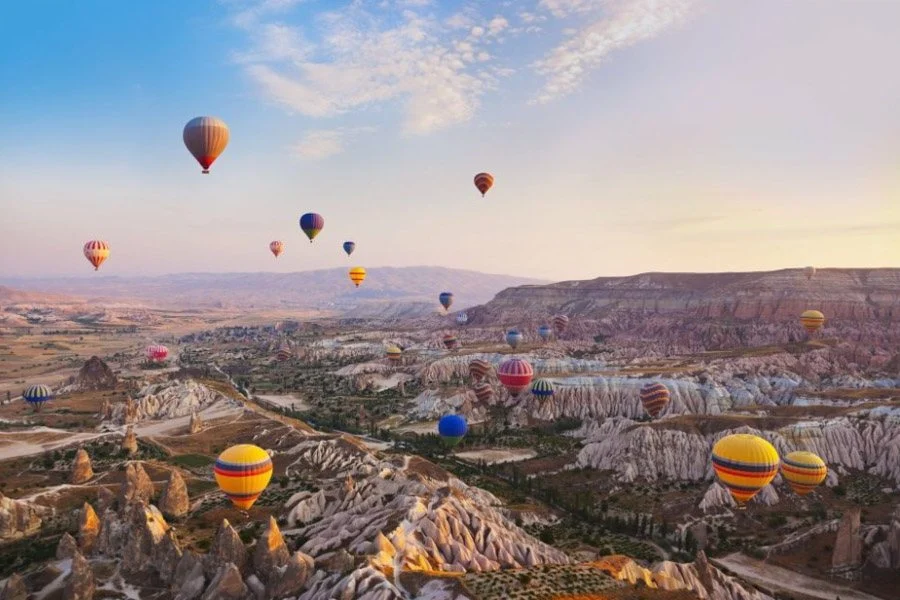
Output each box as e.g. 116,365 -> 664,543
23,384 -> 52,406
214,444 -> 273,510
343,241 -> 356,256
804,266 -> 816,281
711,434 -> 780,503
505,330 -> 523,349
640,382 -> 670,419
442,333 -> 459,350
183,116 -> 229,173
349,267 -> 367,287
800,310 -> 825,334
438,414 -> 467,446
552,315 -> 569,335
456,312 -> 468,326
497,358 -> 533,397
146,345 -> 169,362
472,382 -> 494,403
474,172 -> 494,196
781,450 -> 827,496
531,378 -> 554,398
439,292 -> 454,311
538,325 -> 553,342
270,241 -> 284,258
385,345 -> 403,362
83,240 -> 110,271
468,359 -> 492,381
299,213 -> 325,242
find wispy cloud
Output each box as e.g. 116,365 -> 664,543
533,0 -> 697,104
291,126 -> 377,159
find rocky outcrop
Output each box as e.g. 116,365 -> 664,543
63,551 -> 95,600
172,551 -> 206,600
205,519 -> 247,578
110,380 -> 239,424
832,507 -> 863,570
868,506 -> 900,569
96,487 -> 115,513
57,532 -> 78,560
252,517 -> 313,598
118,462 -> 154,505
159,470 -> 189,518
72,356 -> 117,391
71,449 -> 94,484
122,503 -> 171,576
78,502 -> 101,553
200,563 -> 249,600
189,409 -> 203,434
0,573 -> 27,600
0,492 -> 43,540
122,426 -> 138,454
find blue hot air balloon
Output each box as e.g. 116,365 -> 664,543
299,213 -> 325,242
438,414 -> 468,447
23,384 -> 52,410
538,325 -> 552,342
505,329 -> 523,350
439,292 -> 454,311
343,241 -> 356,257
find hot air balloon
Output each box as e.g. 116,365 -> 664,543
214,444 -> 273,510
474,172 -> 494,197
183,116 -> 229,174
269,241 -> 284,258
781,451 -> 827,496
146,345 -> 169,363
538,325 -> 553,342
639,382 -> 670,419
438,414 -> 467,447
299,213 -> 325,242
275,344 -> 293,362
505,329 -> 523,350
552,315 -> 569,336
497,358 -> 533,397
343,241 -> 356,257
472,382 -> 494,404
800,310 -> 825,335
468,359 -> 492,382
531,378 -> 554,399
456,312 -> 468,326
349,267 -> 366,287
23,384 -> 52,409
439,292 -> 454,312
385,345 -> 403,363
711,434 -> 780,503
442,333 -> 459,350
804,266 -> 816,281
83,240 -> 110,271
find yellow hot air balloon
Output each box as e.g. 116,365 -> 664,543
214,444 -> 273,510
781,450 -> 827,496
711,434 -> 780,503
349,267 -> 366,287
385,344 -> 402,362
799,310 -> 825,335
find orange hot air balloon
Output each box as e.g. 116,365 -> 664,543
269,241 -> 284,258
799,310 -> 825,335
83,240 -> 110,271
474,172 -> 494,197
183,116 -> 230,174
349,267 -> 366,287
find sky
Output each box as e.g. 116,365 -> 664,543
1,0 -> 898,281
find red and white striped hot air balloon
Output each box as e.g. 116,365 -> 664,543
146,344 -> 169,362
183,116 -> 230,174
497,358 -> 533,398
468,359 -> 492,382
83,240 -> 110,271
472,382 -> 495,404
474,172 -> 494,197
269,240 -> 284,258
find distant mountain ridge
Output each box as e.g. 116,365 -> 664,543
0,267 -> 547,314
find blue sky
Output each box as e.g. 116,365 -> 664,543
1,0 -> 898,279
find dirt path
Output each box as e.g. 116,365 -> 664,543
713,552 -> 884,600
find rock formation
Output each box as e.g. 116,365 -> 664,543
96,487 -> 115,513
189,409 -> 203,433
71,448 -> 94,484
200,563 -> 249,600
0,492 -> 43,540
118,462 -> 154,505
57,532 -> 78,560
832,507 -> 863,571
0,573 -> 27,600
868,506 -> 900,569
123,396 -> 137,424
172,551 -> 206,599
158,469 -> 189,518
110,380 -> 239,424
252,516 -> 313,598
205,519 -> 247,578
63,551 -> 95,600
72,355 -> 117,391
78,502 -> 101,553
122,425 -> 138,454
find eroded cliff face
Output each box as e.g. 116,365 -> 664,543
108,380 -> 241,423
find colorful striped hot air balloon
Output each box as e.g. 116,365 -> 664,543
269,241 -> 284,258
438,414 -> 467,447
439,292 -> 454,312
640,382 -> 670,419
474,172 -> 494,197
552,315 -> 569,336
343,241 -> 356,257
468,359 -> 492,382
349,267 -> 366,287
146,345 -> 169,362
442,333 -> 459,350
385,345 -> 403,363
498,358 -> 533,397
214,444 -> 273,510
299,213 -> 324,242
505,329 -> 523,350
83,240 -> 110,271
472,382 -> 494,404
781,451 -> 827,496
538,325 -> 553,342
183,116 -> 229,174
711,434 -> 780,503
275,344 -> 293,362
23,384 -> 52,409
531,378 -> 554,399
456,312 -> 468,326
800,310 -> 825,335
